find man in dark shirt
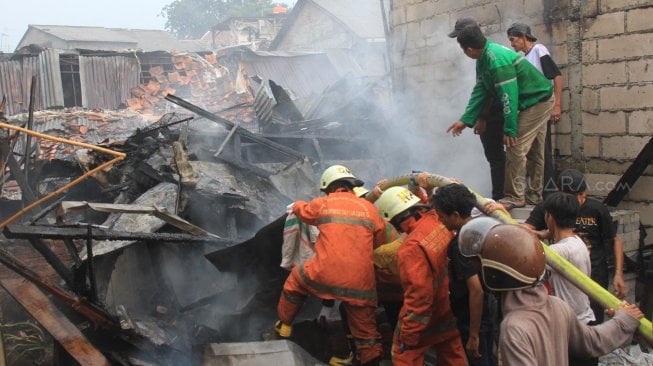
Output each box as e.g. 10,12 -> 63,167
433,183 -> 498,366
523,169 -> 628,323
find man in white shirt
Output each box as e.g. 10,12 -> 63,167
544,191 -> 598,366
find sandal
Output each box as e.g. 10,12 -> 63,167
498,198 -> 526,211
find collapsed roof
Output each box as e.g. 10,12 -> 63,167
0,39 -> 402,363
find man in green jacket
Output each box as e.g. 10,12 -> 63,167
447,23 -> 553,209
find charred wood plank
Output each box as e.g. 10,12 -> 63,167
27,195 -> 66,225
0,247 -> 118,329
604,136 -> 653,207
164,94 -> 305,160
23,76 -> 37,183
137,116 -> 194,137
5,224 -> 232,244
63,238 -> 82,267
0,278 -> 111,366
135,161 -> 176,185
85,211 -> 98,303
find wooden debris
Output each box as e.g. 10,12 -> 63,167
0,278 -> 111,366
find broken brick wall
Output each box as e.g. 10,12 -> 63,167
388,0 -> 653,242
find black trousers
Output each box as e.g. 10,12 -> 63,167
479,115 -> 505,201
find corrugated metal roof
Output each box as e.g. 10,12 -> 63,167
312,0 -> 386,40
245,57 -> 337,98
79,55 -> 139,109
253,79 -> 276,127
237,49 -> 342,99
25,25 -> 208,52
32,25 -> 138,43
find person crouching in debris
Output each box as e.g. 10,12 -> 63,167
375,186 -> 466,366
272,165 -> 388,365
457,220 -> 643,366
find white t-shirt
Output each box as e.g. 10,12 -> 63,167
548,235 -> 596,324
524,43 -> 550,73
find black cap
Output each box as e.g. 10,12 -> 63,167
448,17 -> 479,38
556,169 -> 587,194
507,22 -> 537,41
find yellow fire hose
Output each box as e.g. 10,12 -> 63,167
0,122 -> 126,229
368,172 -> 653,345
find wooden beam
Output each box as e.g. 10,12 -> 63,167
4,224 -> 232,244
0,140 -> 38,204
0,248 -> 117,329
0,278 -> 111,366
164,94 -> 305,160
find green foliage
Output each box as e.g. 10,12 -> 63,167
162,0 -> 275,39
1,321 -> 49,365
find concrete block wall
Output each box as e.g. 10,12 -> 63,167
610,209 -> 640,305
612,210 -> 642,257
388,0 -> 653,242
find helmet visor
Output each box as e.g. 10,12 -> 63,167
458,216 -> 502,257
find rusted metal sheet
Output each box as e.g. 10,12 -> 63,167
38,49 -> 65,108
79,55 -> 139,109
0,51 -> 64,116
0,278 -> 111,366
0,59 -> 24,116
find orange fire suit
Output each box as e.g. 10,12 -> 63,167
392,210 -> 466,366
277,189 -> 388,363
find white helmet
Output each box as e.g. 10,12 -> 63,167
375,186 -> 421,222
320,165 -> 363,191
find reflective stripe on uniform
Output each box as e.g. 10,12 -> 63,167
355,338 -> 378,346
282,290 -> 305,304
512,56 -> 525,66
298,265 -> 377,301
495,77 -> 516,87
316,215 -> 375,230
419,319 -> 458,339
406,311 -> 430,325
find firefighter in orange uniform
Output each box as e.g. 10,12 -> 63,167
376,186 -> 467,366
273,165 -> 388,365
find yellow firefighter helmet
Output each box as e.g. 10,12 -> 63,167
375,186 -> 422,222
353,186 -> 370,197
320,165 -> 363,191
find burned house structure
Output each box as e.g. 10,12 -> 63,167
201,14 -> 288,51
0,10 -> 398,365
